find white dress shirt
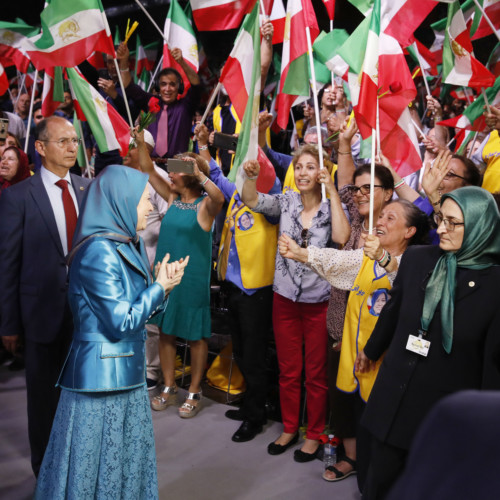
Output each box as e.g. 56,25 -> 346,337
40,166 -> 79,256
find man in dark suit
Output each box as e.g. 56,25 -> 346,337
0,116 -> 90,476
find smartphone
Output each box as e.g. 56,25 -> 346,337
166,158 -> 195,174
0,117 -> 8,142
213,132 -> 238,151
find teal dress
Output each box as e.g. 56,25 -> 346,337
151,196 -> 211,340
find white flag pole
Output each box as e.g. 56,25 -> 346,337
467,130 -> 479,159
305,26 -> 327,203
412,42 -> 431,97
113,59 -> 134,128
147,55 -> 164,92
482,87 -> 491,113
472,0 -> 500,43
134,0 -> 169,43
199,82 -> 221,126
23,69 -> 38,154
330,20 -> 335,88
376,97 -> 381,156
369,127 -> 376,234
77,117 -> 92,178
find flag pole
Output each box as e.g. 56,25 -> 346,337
199,82 -> 221,126
411,118 -> 425,138
330,20 -> 335,88
77,117 -> 92,178
134,0 -> 169,43
376,97 -> 381,155
412,42 -> 431,97
472,0 -> 500,43
467,130 -> 479,159
113,59 -> 134,128
148,55 -> 164,92
482,87 -> 491,113
305,26 -> 327,203
23,69 -> 38,154
462,86 -> 472,104
369,127 -> 376,234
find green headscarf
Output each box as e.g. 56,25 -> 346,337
421,186 -> 500,353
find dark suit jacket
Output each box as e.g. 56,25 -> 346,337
362,245 -> 500,450
0,171 -> 90,343
387,390 -> 500,500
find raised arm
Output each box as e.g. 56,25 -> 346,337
241,160 -> 261,209
171,48 -> 200,86
260,20 -> 274,89
336,117 -> 357,189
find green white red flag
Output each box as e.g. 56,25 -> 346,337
27,0 -> 115,71
442,0 -> 495,89
313,29 -> 349,80
190,0 -> 256,31
163,0 -> 199,97
468,0 -> 500,41
0,20 -> 38,73
41,66 -> 65,116
0,63 -> 8,96
66,67 -> 130,156
276,0 -> 319,129
438,76 -> 500,131
135,37 -> 157,77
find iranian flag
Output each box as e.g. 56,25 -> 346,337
0,20 -> 37,73
163,0 -> 199,97
438,76 -> 500,131
137,67 -> 151,91
0,63 -> 8,96
41,66 -> 64,116
87,50 -> 105,69
406,39 -> 439,76
356,0 -> 380,138
27,0 -> 115,71
190,0 -> 256,31
66,67 -> 130,157
276,0 -> 319,129
323,0 -> 335,20
225,3 -> 269,193
442,0 -> 495,88
266,0 -> 286,45
135,38 -> 157,77
469,0 -> 500,41
313,29 -> 349,80
219,3 -> 262,121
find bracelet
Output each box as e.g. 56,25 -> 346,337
376,249 -> 388,265
201,177 -> 210,186
246,174 -> 258,180
199,145 -> 208,151
394,179 -> 405,190
119,68 -> 129,72
337,150 -> 351,155
380,252 -> 392,269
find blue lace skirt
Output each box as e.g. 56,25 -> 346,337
34,386 -> 158,500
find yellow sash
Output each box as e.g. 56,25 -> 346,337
481,131 -> 500,193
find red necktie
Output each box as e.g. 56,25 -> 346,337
155,107 -> 169,157
55,179 -> 77,251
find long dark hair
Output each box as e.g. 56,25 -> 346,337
388,199 -> 431,246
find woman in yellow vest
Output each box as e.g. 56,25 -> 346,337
278,200 -> 430,488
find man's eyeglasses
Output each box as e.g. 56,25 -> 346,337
434,212 -> 465,232
300,228 -> 310,248
350,184 -> 383,195
41,138 -> 82,148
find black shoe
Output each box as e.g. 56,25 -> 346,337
267,433 -> 299,455
146,378 -> 159,391
293,445 -> 321,463
225,408 -> 245,421
231,421 -> 263,443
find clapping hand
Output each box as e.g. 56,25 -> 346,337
155,253 -> 190,295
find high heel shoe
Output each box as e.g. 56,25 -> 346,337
178,391 -> 202,418
151,385 -> 178,411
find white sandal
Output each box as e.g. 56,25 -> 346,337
151,385 -> 178,411
178,391 -> 202,418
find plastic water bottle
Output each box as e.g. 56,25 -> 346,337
323,434 -> 336,469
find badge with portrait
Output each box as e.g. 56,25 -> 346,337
406,331 -> 431,357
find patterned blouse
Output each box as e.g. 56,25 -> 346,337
253,190 -> 333,303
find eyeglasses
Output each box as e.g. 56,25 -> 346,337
350,184 -> 383,195
300,228 -> 310,248
41,138 -> 82,148
434,212 -> 465,232
443,171 -> 468,182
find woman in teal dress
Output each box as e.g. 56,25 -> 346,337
34,165 -> 188,499
134,129 -> 224,418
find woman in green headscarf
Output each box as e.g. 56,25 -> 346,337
355,186 -> 500,500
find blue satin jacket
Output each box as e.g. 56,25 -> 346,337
58,237 -> 166,392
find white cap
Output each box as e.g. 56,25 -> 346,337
129,129 -> 155,149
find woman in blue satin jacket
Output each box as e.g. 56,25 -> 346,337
35,165 -> 188,500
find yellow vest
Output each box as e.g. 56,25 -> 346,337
212,105 -> 241,170
481,131 -> 500,193
336,255 -> 391,402
218,194 -> 278,289
282,162 -> 338,194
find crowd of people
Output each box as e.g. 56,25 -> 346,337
1,17 -> 500,500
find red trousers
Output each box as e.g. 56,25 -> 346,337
272,293 -> 328,440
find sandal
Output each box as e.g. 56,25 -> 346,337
322,456 -> 357,482
151,385 -> 178,411
178,391 -> 202,418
